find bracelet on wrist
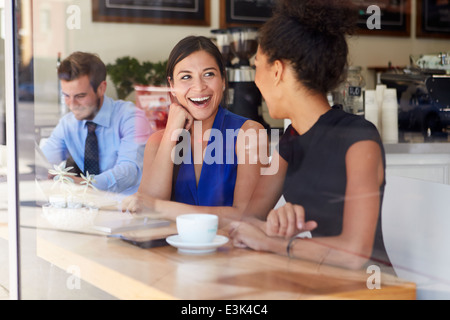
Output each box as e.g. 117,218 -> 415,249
286,236 -> 300,259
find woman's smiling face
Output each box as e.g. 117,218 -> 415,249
170,50 -> 225,122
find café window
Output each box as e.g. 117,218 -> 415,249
2,0 -> 450,301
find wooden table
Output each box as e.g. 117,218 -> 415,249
0,177 -> 416,301
34,221 -> 416,300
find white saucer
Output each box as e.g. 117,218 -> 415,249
166,235 -> 229,254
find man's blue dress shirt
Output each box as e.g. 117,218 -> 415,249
42,96 -> 152,195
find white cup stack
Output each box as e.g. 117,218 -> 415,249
364,90 -> 379,132
381,88 -> 399,144
376,84 -> 387,132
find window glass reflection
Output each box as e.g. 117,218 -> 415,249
0,0 -> 8,301
4,0 -> 450,301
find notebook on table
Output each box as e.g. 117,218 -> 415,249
103,219 -> 177,249
93,217 -> 171,234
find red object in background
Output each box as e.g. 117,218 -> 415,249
135,85 -> 171,132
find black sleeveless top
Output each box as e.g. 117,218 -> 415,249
278,109 -> 392,270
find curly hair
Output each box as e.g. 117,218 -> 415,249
258,0 -> 358,95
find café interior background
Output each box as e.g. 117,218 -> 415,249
1,0 -> 449,125
0,0 -> 450,301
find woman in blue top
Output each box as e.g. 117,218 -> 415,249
123,36 -> 266,223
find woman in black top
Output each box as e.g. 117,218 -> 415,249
229,0 -> 393,271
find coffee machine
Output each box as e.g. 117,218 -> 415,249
211,29 -> 234,69
212,27 -> 270,129
380,53 -> 450,140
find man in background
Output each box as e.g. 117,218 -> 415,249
42,51 -> 152,196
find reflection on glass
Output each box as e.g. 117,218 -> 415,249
0,0 -> 8,301
16,0 -> 115,299
2,0 -> 447,302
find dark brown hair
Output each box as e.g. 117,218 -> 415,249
258,0 -> 358,95
58,51 -> 107,93
166,36 -> 228,106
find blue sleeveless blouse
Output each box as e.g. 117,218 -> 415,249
172,107 -> 249,207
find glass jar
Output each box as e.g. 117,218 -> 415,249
344,66 -> 366,115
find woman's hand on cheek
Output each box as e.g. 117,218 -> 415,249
166,103 -> 194,132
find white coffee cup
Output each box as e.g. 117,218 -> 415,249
176,214 -> 218,244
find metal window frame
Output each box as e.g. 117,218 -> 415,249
5,0 -> 21,300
